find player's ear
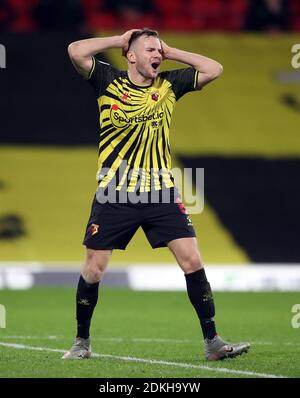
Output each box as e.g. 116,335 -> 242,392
127,50 -> 136,64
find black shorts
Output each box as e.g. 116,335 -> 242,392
83,189 -> 196,250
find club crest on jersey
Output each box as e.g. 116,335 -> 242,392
89,223 -> 99,236
121,92 -> 131,103
151,91 -> 159,101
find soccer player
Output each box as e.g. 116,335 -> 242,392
62,29 -> 250,361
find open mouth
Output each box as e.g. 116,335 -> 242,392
151,62 -> 160,70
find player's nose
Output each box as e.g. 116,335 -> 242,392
154,50 -> 162,60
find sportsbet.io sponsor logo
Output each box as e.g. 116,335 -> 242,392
110,104 -> 164,128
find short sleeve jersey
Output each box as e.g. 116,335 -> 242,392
87,57 -> 198,192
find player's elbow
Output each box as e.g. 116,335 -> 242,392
68,42 -> 82,61
216,63 -> 223,76
209,62 -> 223,80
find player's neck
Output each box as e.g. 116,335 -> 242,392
127,69 -> 153,87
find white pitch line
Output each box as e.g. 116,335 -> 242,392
0,341 -> 286,379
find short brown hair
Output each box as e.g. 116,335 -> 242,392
126,28 -> 159,55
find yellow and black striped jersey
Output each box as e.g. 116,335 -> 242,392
87,57 -> 198,192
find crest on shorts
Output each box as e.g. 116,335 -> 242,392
89,223 -> 99,236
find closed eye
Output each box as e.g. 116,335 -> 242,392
146,48 -> 162,53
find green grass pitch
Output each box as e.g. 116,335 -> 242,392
0,288 -> 299,378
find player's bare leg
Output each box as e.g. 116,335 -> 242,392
167,237 -> 203,274
81,248 -> 112,283
168,237 -> 250,360
62,249 -> 112,359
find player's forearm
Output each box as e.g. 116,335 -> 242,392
68,36 -> 123,59
166,47 -> 223,77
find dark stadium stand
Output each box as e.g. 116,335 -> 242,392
1,0 -> 300,32
82,0 -> 300,32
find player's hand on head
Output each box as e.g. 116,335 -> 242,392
160,40 -> 171,60
121,29 -> 142,56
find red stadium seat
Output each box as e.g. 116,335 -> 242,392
162,14 -> 193,31
82,0 -> 104,12
87,12 -> 118,30
190,0 -> 223,17
7,0 -> 38,32
290,0 -> 300,14
154,0 -> 182,15
223,0 -> 248,31
291,17 -> 300,31
189,0 -> 225,31
120,15 -> 157,30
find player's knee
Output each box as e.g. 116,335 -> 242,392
84,255 -> 108,282
86,251 -> 109,272
82,263 -> 102,283
181,253 -> 203,274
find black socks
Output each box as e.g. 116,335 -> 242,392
76,270 -> 216,340
185,268 -> 217,340
76,275 -> 99,339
